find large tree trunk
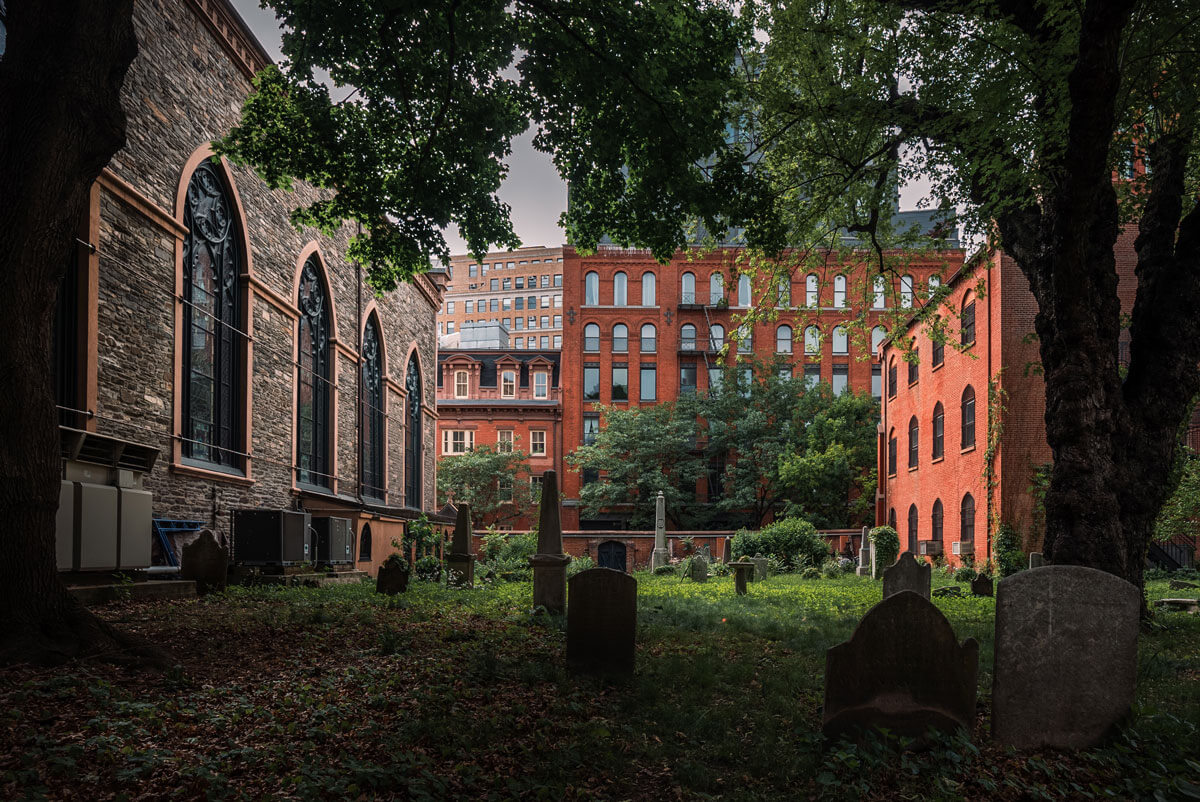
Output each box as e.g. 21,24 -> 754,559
0,0 -> 163,665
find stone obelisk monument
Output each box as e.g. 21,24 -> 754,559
529,470 -> 571,613
446,502 -> 474,588
650,490 -> 669,571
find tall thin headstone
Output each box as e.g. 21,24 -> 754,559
446,503 -> 474,588
650,490 -> 669,571
882,552 -> 931,600
857,529 -> 873,577
992,566 -> 1139,749
180,529 -> 228,595
1029,552 -> 1045,569
567,568 -> 637,674
529,470 -> 571,614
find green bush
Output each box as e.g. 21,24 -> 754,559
994,523 -> 1025,577
653,564 -> 677,576
953,566 -> 977,583
766,554 -> 789,576
413,555 -> 443,583
478,530 -> 538,582
567,555 -> 595,578
731,517 -> 828,570
868,526 -> 900,576
820,560 -> 841,579
800,566 -> 821,579
710,561 -> 731,577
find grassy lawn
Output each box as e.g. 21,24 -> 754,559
2,573 -> 1198,800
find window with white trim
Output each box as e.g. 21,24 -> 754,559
530,430 -> 546,456
454,370 -> 469,398
442,429 -> 474,454
498,430 -> 514,452
501,370 -> 516,398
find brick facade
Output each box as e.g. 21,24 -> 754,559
57,0 -> 446,577
558,246 -> 965,528
436,350 -> 563,529
439,247 -> 565,349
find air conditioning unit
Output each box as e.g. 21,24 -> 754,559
312,516 -> 354,565
918,540 -> 944,556
233,509 -> 311,565
951,541 -> 962,556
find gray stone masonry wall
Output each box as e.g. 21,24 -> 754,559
87,0 -> 440,540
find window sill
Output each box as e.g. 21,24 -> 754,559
171,460 -> 254,487
961,444 -> 977,454
908,466 -> 919,473
931,361 -> 944,372
932,455 -> 944,464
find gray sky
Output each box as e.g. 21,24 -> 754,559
230,1 -> 933,257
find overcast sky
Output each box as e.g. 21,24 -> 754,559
230,1 -> 931,257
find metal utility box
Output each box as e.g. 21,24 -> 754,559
233,509 -> 312,565
56,427 -> 160,572
311,516 -> 354,565
918,540 -> 944,557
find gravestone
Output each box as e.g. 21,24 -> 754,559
1029,552 -> 1045,569
446,503 -> 474,588
823,590 -> 978,739
1155,598 -> 1199,614
689,555 -> 709,583
857,542 -> 873,577
566,568 -> 636,674
970,575 -> 994,597
650,490 -> 669,571
529,470 -> 571,614
932,586 -> 963,598
992,566 -> 1140,749
1169,579 -> 1199,590
750,555 -> 768,581
723,537 -> 733,563
699,544 -> 713,562
376,559 -> 409,595
882,552 -> 931,601
731,561 -> 754,595
180,529 -> 227,594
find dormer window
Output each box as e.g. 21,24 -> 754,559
534,371 -> 548,399
454,370 -> 469,399
501,369 -> 516,398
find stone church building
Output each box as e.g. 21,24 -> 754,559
53,0 -> 445,575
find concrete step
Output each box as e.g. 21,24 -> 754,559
69,579 -> 197,606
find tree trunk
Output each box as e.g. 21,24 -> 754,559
0,0 -> 164,665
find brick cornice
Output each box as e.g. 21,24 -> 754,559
183,0 -> 273,83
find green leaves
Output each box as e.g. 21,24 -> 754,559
436,444 -> 535,526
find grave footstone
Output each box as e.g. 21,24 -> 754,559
823,590 -> 978,739
650,491 -> 669,571
446,503 -> 474,588
690,555 -> 709,583
1169,579 -> 1199,590
882,552 -> 931,600
731,561 -> 754,595
1155,598 -> 1199,614
1029,552 -> 1045,569
529,470 -> 571,614
566,568 -> 636,674
970,575 -> 994,597
180,529 -> 227,594
993,566 -> 1140,749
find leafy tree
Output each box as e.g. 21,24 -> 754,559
732,0 -> 1200,591
566,402 -> 706,528
0,0 -> 760,663
437,444 -> 536,528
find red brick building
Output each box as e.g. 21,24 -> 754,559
878,233 -> 1140,568
559,243 -> 965,529
440,247 -> 565,350
436,349 -> 563,529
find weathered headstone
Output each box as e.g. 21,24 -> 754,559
1169,579 -> 1199,590
823,590 -> 978,739
699,543 -> 713,562
731,561 -> 754,595
446,503 -> 474,588
650,490 -> 669,571
723,537 -> 733,563
566,568 -> 636,674
376,559 -> 409,595
1155,597 -> 1199,614
992,566 -> 1140,749
857,540 -> 873,577
1029,552 -> 1045,569
180,529 -> 228,594
689,555 -> 709,583
750,555 -> 768,581
529,470 -> 571,614
932,586 -> 963,598
882,552 -> 931,601
970,575 -> 994,597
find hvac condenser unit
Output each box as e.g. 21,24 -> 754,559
918,540 -> 944,557
312,516 -> 354,565
951,541 -> 962,556
233,509 -> 311,565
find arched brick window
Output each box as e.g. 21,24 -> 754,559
932,499 -> 944,542
296,255 -> 331,488
907,504 -> 918,553
932,402 -> 945,459
962,385 -> 976,448
961,493 -> 976,542
908,416 -> 919,469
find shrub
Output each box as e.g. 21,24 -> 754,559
567,555 -> 595,578
994,523 -> 1026,577
766,554 -> 789,576
953,566 -> 977,583
800,566 -> 821,579
653,564 -> 677,576
732,517 -> 827,570
710,561 -> 731,577
837,557 -> 854,574
868,526 -> 900,575
821,560 -> 841,579
479,530 -> 538,582
413,555 -> 443,583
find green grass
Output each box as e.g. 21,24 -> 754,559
1,573 -> 1198,800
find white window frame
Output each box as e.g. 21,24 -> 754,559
530,430 -> 546,456
454,370 -> 469,399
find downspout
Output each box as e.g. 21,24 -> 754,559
356,222 -> 363,509
986,253 -> 994,566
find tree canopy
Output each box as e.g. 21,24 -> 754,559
437,444 -> 537,527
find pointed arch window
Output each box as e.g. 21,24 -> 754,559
888,429 -> 897,476
961,494 -> 976,542
358,523 -> 372,562
681,272 -> 696,304
907,504 -> 918,553
360,317 -> 385,500
908,415 -> 919,469
182,159 -> 243,469
405,356 -> 423,507
932,499 -> 944,542
296,256 -> 331,487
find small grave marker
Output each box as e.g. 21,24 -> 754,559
882,552 -> 931,600
180,529 -> 228,594
970,575 -> 994,597
690,555 -> 709,583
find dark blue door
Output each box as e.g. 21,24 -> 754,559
597,540 -> 627,572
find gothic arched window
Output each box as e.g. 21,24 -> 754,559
405,356 -> 423,507
182,159 -> 243,468
296,255 -> 331,487
360,316 -> 385,500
